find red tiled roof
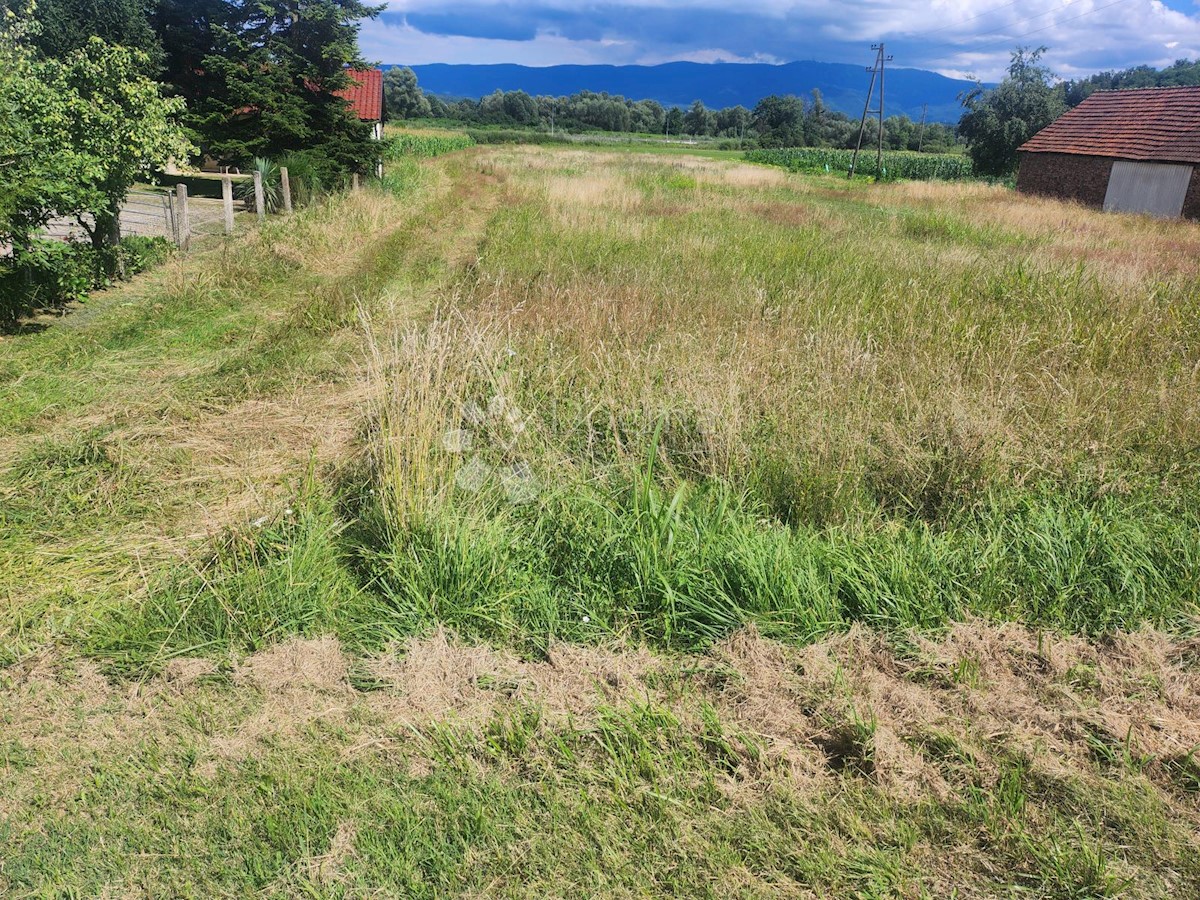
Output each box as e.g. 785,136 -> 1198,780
336,68 -> 383,122
1020,86 -> 1200,164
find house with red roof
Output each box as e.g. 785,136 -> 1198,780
1016,86 -> 1200,219
337,67 -> 385,141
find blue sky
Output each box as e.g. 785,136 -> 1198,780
358,0 -> 1200,81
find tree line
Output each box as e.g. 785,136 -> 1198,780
386,50 -> 1200,178
384,67 -> 960,152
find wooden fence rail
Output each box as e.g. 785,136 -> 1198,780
9,170 -> 297,257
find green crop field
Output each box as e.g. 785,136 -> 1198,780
2,145 -> 1199,898
385,127 -> 477,158
748,146 -> 975,180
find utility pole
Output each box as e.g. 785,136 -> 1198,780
917,103 -> 928,153
849,43 -> 893,180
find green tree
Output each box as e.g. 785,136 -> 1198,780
753,94 -> 805,147
152,0 -> 224,100
31,0 -> 161,69
1059,58 -> 1200,108
663,106 -> 684,136
501,90 -> 538,126
716,105 -> 752,142
959,47 -> 1065,177
632,99 -> 665,134
383,66 -> 430,119
167,0 -> 382,173
682,99 -> 715,136
0,0 -> 69,249
1,6 -> 187,275
46,39 -> 190,258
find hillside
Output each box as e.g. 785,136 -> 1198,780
402,60 -> 981,121
2,142 -> 1200,895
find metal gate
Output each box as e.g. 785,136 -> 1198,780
1103,160 -> 1193,218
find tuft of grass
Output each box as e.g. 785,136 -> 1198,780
92,480 -> 367,670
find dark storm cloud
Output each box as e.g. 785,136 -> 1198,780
367,1 -> 1200,80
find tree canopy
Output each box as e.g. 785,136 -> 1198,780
160,0 -> 382,172
31,0 -> 162,70
1,2 -> 67,247
1,4 -> 187,258
384,66 -> 431,119
1059,58 -> 1200,108
958,47 -> 1065,177
48,39 -> 191,250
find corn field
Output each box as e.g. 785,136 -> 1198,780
386,131 -> 477,159
746,147 -> 974,181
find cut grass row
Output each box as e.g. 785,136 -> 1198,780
4,688 -> 1192,897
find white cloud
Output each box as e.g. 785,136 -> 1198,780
362,0 -> 1200,80
361,22 -> 625,66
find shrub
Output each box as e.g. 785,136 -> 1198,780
120,235 -> 173,275
1,235 -> 173,327
236,157 -> 283,213
275,149 -> 343,206
1,239 -> 99,325
716,138 -> 759,151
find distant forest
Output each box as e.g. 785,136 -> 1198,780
1059,58 -> 1200,106
384,67 -> 961,152
386,57 -> 1200,153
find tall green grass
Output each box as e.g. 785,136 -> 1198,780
466,129 -> 571,146
96,459 -> 1200,670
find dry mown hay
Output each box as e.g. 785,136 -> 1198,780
363,627 -> 662,727
3,624 -> 1198,823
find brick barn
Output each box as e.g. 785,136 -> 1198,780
1016,85 -> 1200,219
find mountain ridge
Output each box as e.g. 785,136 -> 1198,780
393,60 -> 980,123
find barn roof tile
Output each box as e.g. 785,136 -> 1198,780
1019,86 -> 1200,165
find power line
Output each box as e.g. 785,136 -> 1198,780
929,0 -> 1098,47
918,0 -> 1032,38
849,44 -> 892,180
921,0 -> 1139,67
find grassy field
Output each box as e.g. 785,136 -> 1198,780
2,144 -> 1200,897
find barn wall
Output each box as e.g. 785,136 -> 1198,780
1016,152 -> 1114,208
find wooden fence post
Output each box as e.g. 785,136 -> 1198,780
254,170 -> 266,221
175,183 -> 190,250
222,177 -> 235,235
279,166 -> 293,214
